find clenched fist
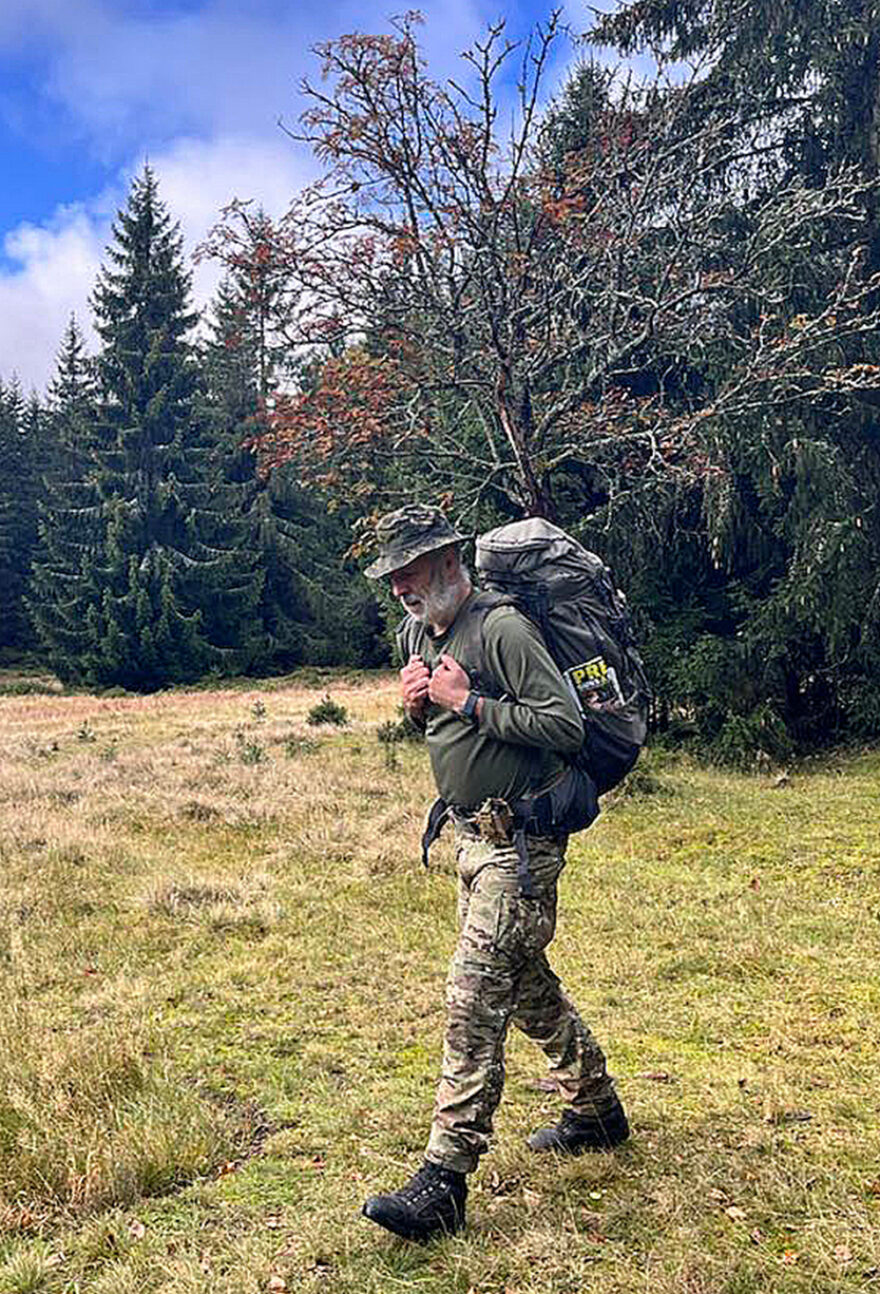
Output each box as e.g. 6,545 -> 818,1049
428,653 -> 471,713
400,654 -> 431,718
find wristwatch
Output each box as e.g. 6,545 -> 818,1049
459,690 -> 482,722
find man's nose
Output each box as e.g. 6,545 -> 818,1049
391,573 -> 407,596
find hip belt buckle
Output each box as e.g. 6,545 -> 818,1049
473,797 -> 514,846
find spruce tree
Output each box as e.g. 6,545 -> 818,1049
0,379 -> 27,651
29,317 -> 104,678
0,379 -> 48,653
587,3 -> 880,747
202,265 -> 381,671
36,170 -> 262,689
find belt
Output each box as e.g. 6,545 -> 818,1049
422,796 -> 541,898
420,767 -> 595,899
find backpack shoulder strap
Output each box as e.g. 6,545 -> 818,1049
397,592 -> 517,696
395,612 -> 426,665
454,589 -> 515,698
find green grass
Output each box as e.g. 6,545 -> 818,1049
0,679 -> 879,1291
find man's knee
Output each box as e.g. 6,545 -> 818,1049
445,957 -> 516,1051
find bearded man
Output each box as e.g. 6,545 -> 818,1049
361,504 -> 628,1242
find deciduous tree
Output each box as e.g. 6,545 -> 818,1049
205,13 -> 880,535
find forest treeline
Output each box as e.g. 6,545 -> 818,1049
2,1 -> 880,765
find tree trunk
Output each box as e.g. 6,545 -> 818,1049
494,377 -> 556,519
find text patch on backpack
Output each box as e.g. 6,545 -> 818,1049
565,656 -> 625,712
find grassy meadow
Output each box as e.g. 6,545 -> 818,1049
0,670 -> 879,1293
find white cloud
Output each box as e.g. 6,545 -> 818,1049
0,208 -> 103,395
150,131 -> 317,321
36,0 -> 499,158
0,0 -> 574,393
0,132 -> 313,393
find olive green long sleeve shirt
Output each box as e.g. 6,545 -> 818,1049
398,593 -> 584,810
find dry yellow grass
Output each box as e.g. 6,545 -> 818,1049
0,671 -> 879,1292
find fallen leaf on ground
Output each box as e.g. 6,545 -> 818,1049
489,1171 -> 520,1195
127,1219 -> 146,1240
726,1206 -> 747,1221
635,1070 -> 672,1082
268,1277 -> 287,1292
782,1250 -> 799,1264
750,1228 -> 764,1245
834,1245 -> 852,1264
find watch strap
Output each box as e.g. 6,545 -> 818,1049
460,690 -> 481,722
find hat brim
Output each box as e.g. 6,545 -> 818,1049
364,532 -> 469,580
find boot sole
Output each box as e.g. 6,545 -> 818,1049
527,1130 -> 629,1153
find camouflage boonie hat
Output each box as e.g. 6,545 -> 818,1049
364,504 -> 468,580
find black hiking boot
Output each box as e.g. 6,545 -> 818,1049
362,1160 -> 467,1242
528,1097 -> 629,1154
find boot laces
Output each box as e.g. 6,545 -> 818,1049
398,1163 -> 453,1207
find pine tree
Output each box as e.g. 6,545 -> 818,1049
201,275 -> 262,483
35,171 -> 262,689
20,394 -> 51,646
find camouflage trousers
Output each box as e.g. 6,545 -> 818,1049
425,830 -> 616,1174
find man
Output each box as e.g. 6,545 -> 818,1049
361,504 -> 628,1243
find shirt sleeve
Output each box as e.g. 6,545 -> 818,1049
476,607 -> 584,754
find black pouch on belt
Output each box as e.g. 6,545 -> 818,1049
513,762 -> 599,841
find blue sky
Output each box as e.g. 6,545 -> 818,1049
0,0 -> 603,393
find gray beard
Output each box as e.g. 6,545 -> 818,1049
404,569 -> 467,627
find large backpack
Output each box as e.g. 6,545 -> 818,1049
474,518 -> 650,795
